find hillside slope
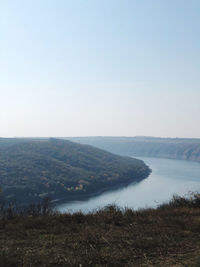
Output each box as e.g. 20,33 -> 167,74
66,137 -> 200,162
0,138 -> 150,204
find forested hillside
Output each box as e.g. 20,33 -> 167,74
0,138 -> 150,204
66,137 -> 200,162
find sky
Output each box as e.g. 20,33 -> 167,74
0,0 -> 200,138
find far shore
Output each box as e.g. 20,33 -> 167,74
52,171 -> 151,208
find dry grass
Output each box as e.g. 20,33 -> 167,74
0,194 -> 200,266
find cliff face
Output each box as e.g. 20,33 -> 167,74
123,142 -> 200,162
66,137 -> 200,163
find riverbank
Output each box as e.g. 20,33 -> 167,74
52,170 -> 151,207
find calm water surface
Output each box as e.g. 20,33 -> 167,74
56,157 -> 200,213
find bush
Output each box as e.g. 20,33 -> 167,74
158,192 -> 200,209
0,197 -> 53,219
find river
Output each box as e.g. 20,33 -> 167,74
56,157 -> 200,213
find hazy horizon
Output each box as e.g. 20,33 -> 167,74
1,0 -> 200,138
2,135 -> 200,141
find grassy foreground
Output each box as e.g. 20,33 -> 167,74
0,194 -> 200,267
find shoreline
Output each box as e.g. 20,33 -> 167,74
53,169 -> 152,208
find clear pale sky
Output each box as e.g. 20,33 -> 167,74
0,0 -> 200,138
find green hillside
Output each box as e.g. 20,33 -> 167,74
0,138 -> 150,204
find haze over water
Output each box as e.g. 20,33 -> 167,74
57,157 -> 200,213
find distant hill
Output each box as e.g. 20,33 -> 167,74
65,136 -> 200,162
0,138 -> 150,204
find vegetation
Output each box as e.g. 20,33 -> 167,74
0,193 -> 200,266
67,136 -> 200,162
0,138 -> 150,205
